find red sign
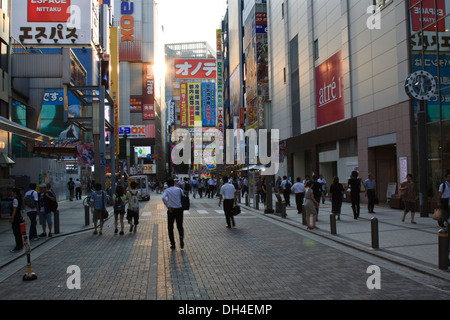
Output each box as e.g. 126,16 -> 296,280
174,59 -> 217,79
315,51 -> 345,128
28,0 -> 71,22
180,83 -> 188,127
410,0 -> 445,32
142,63 -> 155,120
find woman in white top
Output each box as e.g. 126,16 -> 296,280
304,181 -> 320,230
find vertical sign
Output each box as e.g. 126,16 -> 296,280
110,27 -> 120,155
143,63 -> 155,120
315,50 -> 344,128
216,29 -> 224,135
180,82 -> 188,127
188,83 -> 201,127
202,83 -> 216,127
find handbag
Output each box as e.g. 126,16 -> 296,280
231,205 -> 241,216
181,191 -> 190,211
433,208 -> 442,221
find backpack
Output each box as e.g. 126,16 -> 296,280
47,191 -> 58,212
129,190 -> 139,209
114,194 -> 125,213
184,182 -> 191,192
24,191 -> 37,209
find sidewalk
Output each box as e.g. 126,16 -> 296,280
0,192 -> 449,283
0,197 -> 114,269
239,194 -> 450,281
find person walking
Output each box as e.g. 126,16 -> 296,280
280,176 -> 292,206
23,183 -> 39,241
364,173 -> 377,213
317,174 -> 327,204
67,178 -> 75,201
438,173 -> 450,227
90,183 -> 107,235
219,176 -> 238,228
304,181 -> 320,230
39,184 -> 56,237
291,177 -> 305,214
162,178 -> 185,249
311,175 -> 322,218
113,185 -> 127,235
191,177 -> 198,198
348,171 -> 361,219
126,181 -> 140,233
329,177 -> 344,220
9,188 -> 24,253
75,178 -> 82,200
198,178 -> 205,198
399,174 -> 417,224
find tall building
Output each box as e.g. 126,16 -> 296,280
267,0 -> 415,203
113,0 -> 166,180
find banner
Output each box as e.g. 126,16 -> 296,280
188,83 -> 201,127
216,29 -> 224,135
201,83 -> 216,127
77,143 -> 94,166
174,59 -> 217,79
142,63 -> 155,120
12,0 -> 99,45
110,26 -> 120,156
315,50 -> 345,128
180,82 -> 188,127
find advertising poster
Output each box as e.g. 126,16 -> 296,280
114,0 -> 142,61
174,59 -> 217,79
180,82 -> 188,127
201,83 -> 216,127
12,0 -> 99,45
188,83 -> 201,127
142,62 -> 155,120
315,50 -> 345,128
410,0 -> 445,32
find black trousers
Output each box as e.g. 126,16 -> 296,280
367,189 -> 376,213
295,193 -> 304,213
12,218 -> 23,250
351,193 -> 360,218
283,190 -> 291,206
223,199 -> 235,227
167,208 -> 184,246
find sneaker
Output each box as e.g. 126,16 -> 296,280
129,224 -> 134,232
31,237 -> 39,241
39,233 -> 47,237
48,232 -> 52,237
10,248 -> 22,253
114,228 -> 118,234
119,231 -> 124,235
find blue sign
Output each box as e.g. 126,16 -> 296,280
201,83 -> 216,126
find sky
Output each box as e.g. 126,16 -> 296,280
157,0 -> 228,49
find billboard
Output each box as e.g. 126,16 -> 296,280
216,30 -> 224,135
119,125 -> 155,138
180,82 -> 188,127
187,83 -> 201,127
201,83 -> 216,127
315,50 -> 345,128
12,0 -> 99,45
114,0 -> 142,61
142,63 -> 155,120
410,0 -> 445,32
174,59 -> 217,79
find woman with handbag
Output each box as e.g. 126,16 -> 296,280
399,174 -> 417,224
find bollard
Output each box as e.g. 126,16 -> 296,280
53,210 -> 60,234
20,222 -> 37,281
371,217 -> 379,249
84,205 -> 90,226
245,194 -> 249,206
438,229 -> 449,270
281,201 -> 286,218
330,213 -> 337,235
302,205 -> 307,225
255,194 -> 259,210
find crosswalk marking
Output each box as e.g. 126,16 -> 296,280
197,210 -> 209,214
142,212 -> 152,216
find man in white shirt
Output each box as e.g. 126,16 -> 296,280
438,173 -> 450,226
219,176 -> 238,228
280,176 -> 292,206
24,183 -> 40,241
75,179 -> 82,200
162,178 -> 185,249
291,177 -> 305,214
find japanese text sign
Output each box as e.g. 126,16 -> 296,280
174,59 -> 217,79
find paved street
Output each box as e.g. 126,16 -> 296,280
0,192 -> 449,301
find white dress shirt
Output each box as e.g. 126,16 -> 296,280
220,183 -> 236,199
162,186 -> 184,209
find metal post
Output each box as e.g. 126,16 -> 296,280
302,210 -> 307,226
84,205 -> 90,226
330,213 -> 337,235
438,229 -> 449,270
264,175 -> 274,214
371,217 -> 379,249
281,201 -> 286,218
245,194 -> 249,206
418,101 -> 428,217
53,210 -> 60,234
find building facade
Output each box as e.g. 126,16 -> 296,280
268,0 -> 413,203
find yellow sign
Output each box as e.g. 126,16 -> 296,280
110,26 -> 120,155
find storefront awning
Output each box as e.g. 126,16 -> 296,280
0,116 -> 55,143
0,152 -> 14,166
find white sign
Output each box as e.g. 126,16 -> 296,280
11,0 -> 99,45
134,146 -> 151,158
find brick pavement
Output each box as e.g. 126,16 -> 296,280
0,193 -> 449,300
